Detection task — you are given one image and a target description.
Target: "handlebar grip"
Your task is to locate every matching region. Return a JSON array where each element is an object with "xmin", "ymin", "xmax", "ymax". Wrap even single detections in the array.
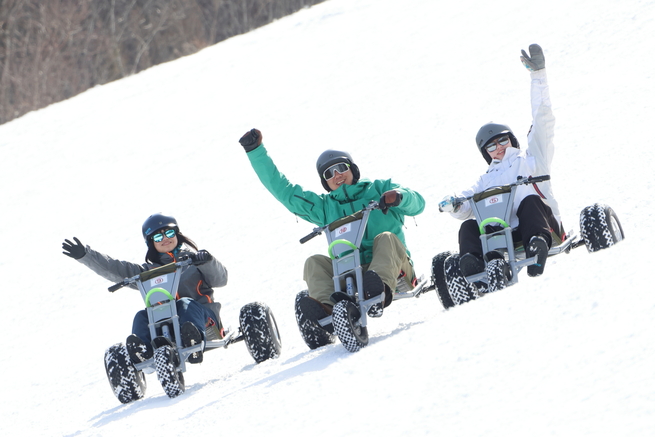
[
  {"xmin": 529, "ymin": 175, "xmax": 550, "ymax": 183},
  {"xmin": 300, "ymin": 232, "xmax": 318, "ymax": 244},
  {"xmin": 519, "ymin": 175, "xmax": 550, "ymax": 184},
  {"xmin": 108, "ymin": 282, "xmax": 126, "ymax": 293}
]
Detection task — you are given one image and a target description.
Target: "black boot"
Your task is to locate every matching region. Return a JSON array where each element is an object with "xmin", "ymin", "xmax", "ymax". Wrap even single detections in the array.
[
  {"xmin": 460, "ymin": 252, "xmax": 489, "ymax": 292},
  {"xmin": 364, "ymin": 270, "xmax": 388, "ymax": 318},
  {"xmin": 459, "ymin": 253, "xmax": 485, "ymax": 277},
  {"xmin": 126, "ymin": 334, "xmax": 153, "ymax": 364},
  {"xmin": 295, "ymin": 293, "xmax": 335, "ymax": 349},
  {"xmin": 181, "ymin": 322, "xmax": 204, "ymax": 364},
  {"xmin": 297, "ymin": 296, "xmax": 334, "ymax": 334},
  {"xmin": 527, "ymin": 235, "xmax": 549, "ymax": 277}
]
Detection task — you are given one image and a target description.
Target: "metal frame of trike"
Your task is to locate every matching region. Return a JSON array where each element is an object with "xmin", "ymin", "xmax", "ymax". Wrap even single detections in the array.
[
  {"xmin": 457, "ymin": 175, "xmax": 579, "ymax": 287},
  {"xmin": 109, "ymin": 259, "xmax": 241, "ymax": 375},
  {"xmin": 299, "ymin": 201, "xmax": 431, "ymax": 331}
]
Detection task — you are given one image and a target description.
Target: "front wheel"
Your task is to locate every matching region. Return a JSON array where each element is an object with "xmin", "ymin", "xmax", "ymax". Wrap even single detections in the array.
[
  {"xmin": 486, "ymin": 258, "xmax": 509, "ymax": 293},
  {"xmin": 444, "ymin": 253, "xmax": 479, "ymax": 306},
  {"xmin": 239, "ymin": 302, "xmax": 282, "ymax": 363},
  {"xmin": 104, "ymin": 343, "xmax": 146, "ymax": 404},
  {"xmin": 154, "ymin": 345, "xmax": 185, "ymax": 399},
  {"xmin": 580, "ymin": 204, "xmax": 625, "ymax": 252},
  {"xmin": 332, "ymin": 300, "xmax": 369, "ymax": 353}
]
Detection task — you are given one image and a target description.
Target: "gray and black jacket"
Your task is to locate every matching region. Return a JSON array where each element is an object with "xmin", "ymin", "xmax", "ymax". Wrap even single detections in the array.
[{"xmin": 77, "ymin": 244, "xmax": 228, "ymax": 305}]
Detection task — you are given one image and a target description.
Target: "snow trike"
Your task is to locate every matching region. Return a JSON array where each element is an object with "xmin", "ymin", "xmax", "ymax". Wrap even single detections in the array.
[
  {"xmin": 103, "ymin": 257, "xmax": 281, "ymax": 403},
  {"xmin": 295, "ymin": 201, "xmax": 433, "ymax": 353},
  {"xmin": 431, "ymin": 175, "xmax": 625, "ymax": 309}
]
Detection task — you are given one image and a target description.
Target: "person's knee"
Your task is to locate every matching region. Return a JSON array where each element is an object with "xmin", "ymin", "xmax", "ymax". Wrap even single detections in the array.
[
  {"xmin": 373, "ymin": 231, "xmax": 402, "ymax": 249},
  {"xmin": 459, "ymin": 219, "xmax": 479, "ymax": 238},
  {"xmin": 517, "ymin": 195, "xmax": 545, "ymax": 214},
  {"xmin": 374, "ymin": 231, "xmax": 394, "ymax": 241},
  {"xmin": 304, "ymin": 254, "xmax": 330, "ymax": 278},
  {"xmin": 304, "ymin": 254, "xmax": 327, "ymax": 268}
]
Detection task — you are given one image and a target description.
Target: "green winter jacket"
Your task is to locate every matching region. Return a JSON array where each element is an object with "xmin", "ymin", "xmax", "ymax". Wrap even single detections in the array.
[{"xmin": 247, "ymin": 145, "xmax": 425, "ymax": 264}]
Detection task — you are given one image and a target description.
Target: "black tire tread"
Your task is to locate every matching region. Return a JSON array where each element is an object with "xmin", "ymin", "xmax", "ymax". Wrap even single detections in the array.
[
  {"xmin": 432, "ymin": 251, "xmax": 454, "ymax": 309},
  {"xmin": 154, "ymin": 345, "xmax": 184, "ymax": 399},
  {"xmin": 444, "ymin": 253, "xmax": 479, "ymax": 305},
  {"xmin": 580, "ymin": 203, "xmax": 624, "ymax": 252},
  {"xmin": 104, "ymin": 343, "xmax": 146, "ymax": 404},
  {"xmin": 239, "ymin": 302, "xmax": 282, "ymax": 363}
]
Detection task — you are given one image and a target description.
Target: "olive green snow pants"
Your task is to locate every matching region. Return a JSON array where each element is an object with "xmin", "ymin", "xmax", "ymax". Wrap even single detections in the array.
[{"xmin": 302, "ymin": 232, "xmax": 414, "ymax": 307}]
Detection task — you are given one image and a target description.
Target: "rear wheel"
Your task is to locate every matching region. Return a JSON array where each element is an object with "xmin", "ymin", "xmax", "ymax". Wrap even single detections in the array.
[
  {"xmin": 444, "ymin": 253, "xmax": 479, "ymax": 305},
  {"xmin": 432, "ymin": 251, "xmax": 454, "ymax": 309},
  {"xmin": 332, "ymin": 300, "xmax": 369, "ymax": 353},
  {"xmin": 154, "ymin": 345, "xmax": 185, "ymax": 399},
  {"xmin": 580, "ymin": 204, "xmax": 625, "ymax": 252},
  {"xmin": 104, "ymin": 343, "xmax": 146, "ymax": 404},
  {"xmin": 239, "ymin": 302, "xmax": 282, "ymax": 363}
]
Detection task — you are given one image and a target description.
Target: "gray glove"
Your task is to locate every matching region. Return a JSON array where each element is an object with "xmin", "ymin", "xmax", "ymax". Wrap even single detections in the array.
[{"xmin": 520, "ymin": 44, "xmax": 545, "ymax": 71}]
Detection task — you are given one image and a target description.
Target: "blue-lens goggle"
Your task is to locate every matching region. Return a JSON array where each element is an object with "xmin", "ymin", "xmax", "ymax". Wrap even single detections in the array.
[{"xmin": 152, "ymin": 228, "xmax": 176, "ymax": 243}]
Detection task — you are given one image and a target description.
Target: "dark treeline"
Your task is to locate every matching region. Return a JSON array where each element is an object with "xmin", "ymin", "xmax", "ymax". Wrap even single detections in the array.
[{"xmin": 0, "ymin": 0, "xmax": 325, "ymax": 125}]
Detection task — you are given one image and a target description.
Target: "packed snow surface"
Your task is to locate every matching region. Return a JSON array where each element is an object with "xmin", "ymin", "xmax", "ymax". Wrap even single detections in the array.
[{"xmin": 1, "ymin": 0, "xmax": 653, "ymax": 435}]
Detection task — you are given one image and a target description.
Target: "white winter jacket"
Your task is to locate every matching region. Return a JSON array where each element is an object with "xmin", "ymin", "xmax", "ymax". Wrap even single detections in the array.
[{"xmin": 451, "ymin": 68, "xmax": 561, "ymax": 228}]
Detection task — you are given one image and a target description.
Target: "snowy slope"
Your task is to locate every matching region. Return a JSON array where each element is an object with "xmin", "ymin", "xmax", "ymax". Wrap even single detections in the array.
[{"xmin": 1, "ymin": 0, "xmax": 654, "ymax": 436}]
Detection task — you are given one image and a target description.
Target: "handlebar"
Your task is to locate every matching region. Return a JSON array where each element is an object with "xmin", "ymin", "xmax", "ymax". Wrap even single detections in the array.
[
  {"xmin": 107, "ymin": 258, "xmax": 193, "ymax": 292},
  {"xmin": 108, "ymin": 281, "xmax": 127, "ymax": 293},
  {"xmin": 299, "ymin": 201, "xmax": 380, "ymax": 244},
  {"xmin": 454, "ymin": 175, "xmax": 550, "ymax": 205},
  {"xmin": 300, "ymin": 229, "xmax": 323, "ymax": 244}
]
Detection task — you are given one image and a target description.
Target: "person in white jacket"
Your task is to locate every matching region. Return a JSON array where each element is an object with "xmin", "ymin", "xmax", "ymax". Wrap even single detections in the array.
[{"xmin": 439, "ymin": 44, "xmax": 563, "ymax": 279}]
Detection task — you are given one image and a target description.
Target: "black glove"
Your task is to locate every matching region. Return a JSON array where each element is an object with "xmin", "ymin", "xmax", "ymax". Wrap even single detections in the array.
[
  {"xmin": 239, "ymin": 128, "xmax": 262, "ymax": 152},
  {"xmin": 379, "ymin": 190, "xmax": 403, "ymax": 215},
  {"xmin": 520, "ymin": 44, "xmax": 545, "ymax": 71},
  {"xmin": 190, "ymin": 250, "xmax": 213, "ymax": 266},
  {"xmin": 62, "ymin": 237, "xmax": 86, "ymax": 259}
]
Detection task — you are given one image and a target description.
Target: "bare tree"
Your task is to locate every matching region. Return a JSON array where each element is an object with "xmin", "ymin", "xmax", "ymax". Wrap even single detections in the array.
[{"xmin": 0, "ymin": 0, "xmax": 327, "ymax": 125}]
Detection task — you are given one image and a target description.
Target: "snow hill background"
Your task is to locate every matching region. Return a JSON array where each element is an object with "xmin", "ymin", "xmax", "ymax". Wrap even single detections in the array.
[{"xmin": 1, "ymin": 0, "xmax": 654, "ymax": 435}]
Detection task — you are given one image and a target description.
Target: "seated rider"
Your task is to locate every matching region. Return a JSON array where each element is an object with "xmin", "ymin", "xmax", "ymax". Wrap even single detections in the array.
[
  {"xmin": 62, "ymin": 213, "xmax": 228, "ymax": 364},
  {"xmin": 237, "ymin": 128, "xmax": 425, "ymax": 344},
  {"xmin": 439, "ymin": 44, "xmax": 563, "ymax": 281}
]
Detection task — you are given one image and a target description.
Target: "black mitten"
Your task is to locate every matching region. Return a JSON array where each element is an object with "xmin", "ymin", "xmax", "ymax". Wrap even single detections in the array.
[
  {"xmin": 239, "ymin": 128, "xmax": 263, "ymax": 152},
  {"xmin": 190, "ymin": 250, "xmax": 213, "ymax": 265}
]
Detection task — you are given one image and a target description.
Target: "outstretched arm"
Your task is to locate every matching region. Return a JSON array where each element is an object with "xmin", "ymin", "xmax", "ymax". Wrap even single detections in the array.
[
  {"xmin": 238, "ymin": 129, "xmax": 327, "ymax": 225},
  {"xmin": 62, "ymin": 237, "xmax": 145, "ymax": 285},
  {"xmin": 521, "ymin": 44, "xmax": 556, "ymax": 174}
]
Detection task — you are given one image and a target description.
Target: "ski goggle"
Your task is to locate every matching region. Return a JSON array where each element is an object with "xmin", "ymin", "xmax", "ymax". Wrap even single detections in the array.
[
  {"xmin": 151, "ymin": 228, "xmax": 176, "ymax": 243},
  {"xmin": 323, "ymin": 162, "xmax": 350, "ymax": 180},
  {"xmin": 485, "ymin": 135, "xmax": 510, "ymax": 152}
]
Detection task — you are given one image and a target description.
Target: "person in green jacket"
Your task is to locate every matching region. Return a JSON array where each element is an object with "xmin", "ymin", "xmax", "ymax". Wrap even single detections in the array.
[{"xmin": 238, "ymin": 128, "xmax": 425, "ymax": 348}]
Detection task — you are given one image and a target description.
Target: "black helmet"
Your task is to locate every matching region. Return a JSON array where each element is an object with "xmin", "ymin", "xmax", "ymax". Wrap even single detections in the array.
[
  {"xmin": 142, "ymin": 213, "xmax": 178, "ymax": 242},
  {"xmin": 316, "ymin": 149, "xmax": 360, "ymax": 192},
  {"xmin": 475, "ymin": 122, "xmax": 520, "ymax": 164}
]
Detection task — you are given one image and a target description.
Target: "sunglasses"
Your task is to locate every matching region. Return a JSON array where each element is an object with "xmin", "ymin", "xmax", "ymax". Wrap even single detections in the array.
[
  {"xmin": 485, "ymin": 135, "xmax": 510, "ymax": 152},
  {"xmin": 323, "ymin": 162, "xmax": 350, "ymax": 180},
  {"xmin": 152, "ymin": 228, "xmax": 176, "ymax": 243}
]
